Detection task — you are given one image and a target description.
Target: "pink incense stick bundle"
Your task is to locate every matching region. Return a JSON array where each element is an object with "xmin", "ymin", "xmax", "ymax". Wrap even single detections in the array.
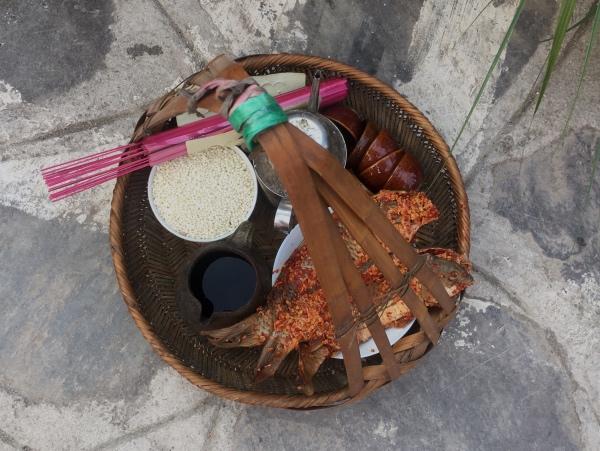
[{"xmin": 42, "ymin": 78, "xmax": 348, "ymax": 201}]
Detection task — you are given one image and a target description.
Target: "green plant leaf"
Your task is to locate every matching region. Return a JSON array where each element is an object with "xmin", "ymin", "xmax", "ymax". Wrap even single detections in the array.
[
  {"xmin": 586, "ymin": 140, "xmax": 600, "ymax": 205},
  {"xmin": 451, "ymin": 0, "xmax": 527, "ymax": 152},
  {"xmin": 460, "ymin": 0, "xmax": 495, "ymax": 37},
  {"xmin": 533, "ymin": 0, "xmax": 578, "ymax": 115},
  {"xmin": 539, "ymin": 1, "xmax": 598, "ymax": 43},
  {"xmin": 533, "ymin": 54, "xmax": 548, "ymax": 97},
  {"xmin": 561, "ymin": 1, "xmax": 600, "ymax": 138}
]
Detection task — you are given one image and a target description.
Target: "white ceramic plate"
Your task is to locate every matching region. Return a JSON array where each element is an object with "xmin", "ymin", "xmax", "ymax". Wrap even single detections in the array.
[
  {"xmin": 148, "ymin": 145, "xmax": 258, "ymax": 243},
  {"xmin": 272, "ymin": 225, "xmax": 415, "ymax": 359}
]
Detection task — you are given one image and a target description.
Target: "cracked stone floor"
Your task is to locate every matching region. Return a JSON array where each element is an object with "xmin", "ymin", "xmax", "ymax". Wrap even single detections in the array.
[{"xmin": 1, "ymin": 1, "xmax": 599, "ymax": 450}]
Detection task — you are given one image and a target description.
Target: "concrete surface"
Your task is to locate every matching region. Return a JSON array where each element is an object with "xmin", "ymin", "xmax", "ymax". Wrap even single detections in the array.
[{"xmin": 1, "ymin": 0, "xmax": 599, "ymax": 449}]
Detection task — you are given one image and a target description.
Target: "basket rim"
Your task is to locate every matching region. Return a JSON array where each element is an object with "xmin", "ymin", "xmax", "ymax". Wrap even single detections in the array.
[{"xmin": 109, "ymin": 53, "xmax": 470, "ymax": 409}]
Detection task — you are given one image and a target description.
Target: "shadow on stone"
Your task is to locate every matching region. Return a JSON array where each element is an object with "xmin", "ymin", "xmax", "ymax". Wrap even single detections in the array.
[
  {"xmin": 232, "ymin": 302, "xmax": 580, "ymax": 450},
  {"xmin": 0, "ymin": 0, "xmax": 114, "ymax": 101},
  {"xmin": 490, "ymin": 126, "xmax": 600, "ymax": 281},
  {"xmin": 0, "ymin": 206, "xmax": 161, "ymax": 405},
  {"xmin": 283, "ymin": 0, "xmax": 424, "ymax": 82}
]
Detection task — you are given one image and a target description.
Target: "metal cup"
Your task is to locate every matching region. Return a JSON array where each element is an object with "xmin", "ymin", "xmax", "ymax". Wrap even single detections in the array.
[
  {"xmin": 252, "ymin": 72, "xmax": 347, "ymax": 233},
  {"xmin": 252, "ymin": 110, "xmax": 347, "ymax": 234},
  {"xmin": 274, "ymin": 198, "xmax": 296, "ymax": 234}
]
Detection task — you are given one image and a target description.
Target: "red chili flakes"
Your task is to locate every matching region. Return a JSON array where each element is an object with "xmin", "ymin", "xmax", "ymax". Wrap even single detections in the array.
[{"xmin": 261, "ymin": 191, "xmax": 470, "ymax": 352}]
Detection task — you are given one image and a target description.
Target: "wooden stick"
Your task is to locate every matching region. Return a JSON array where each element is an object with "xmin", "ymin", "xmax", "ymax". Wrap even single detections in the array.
[
  {"xmin": 286, "ymin": 125, "xmax": 455, "ymax": 314},
  {"xmin": 310, "ymin": 174, "xmax": 403, "ymax": 379},
  {"xmin": 257, "ymin": 126, "xmax": 365, "ymax": 395},
  {"xmin": 315, "ymin": 177, "xmax": 442, "ymax": 344},
  {"xmin": 191, "ymin": 60, "xmax": 369, "ymax": 394}
]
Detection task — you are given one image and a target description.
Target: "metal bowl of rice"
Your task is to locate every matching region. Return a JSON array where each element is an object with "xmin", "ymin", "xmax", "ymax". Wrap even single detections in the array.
[{"xmin": 148, "ymin": 145, "xmax": 258, "ymax": 242}]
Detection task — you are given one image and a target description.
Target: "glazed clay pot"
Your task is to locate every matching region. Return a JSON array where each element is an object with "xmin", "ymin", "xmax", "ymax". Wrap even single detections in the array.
[
  {"xmin": 175, "ymin": 223, "xmax": 270, "ymax": 331},
  {"xmin": 323, "ymin": 105, "xmax": 365, "ymax": 148},
  {"xmin": 348, "ymin": 122, "xmax": 423, "ymax": 192}
]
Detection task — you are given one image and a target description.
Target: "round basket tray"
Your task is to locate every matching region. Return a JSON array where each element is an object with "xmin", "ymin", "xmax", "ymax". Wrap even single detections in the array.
[{"xmin": 109, "ymin": 53, "xmax": 470, "ymax": 409}]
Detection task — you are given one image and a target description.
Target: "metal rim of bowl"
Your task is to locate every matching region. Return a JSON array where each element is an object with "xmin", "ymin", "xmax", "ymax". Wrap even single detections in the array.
[{"xmin": 254, "ymin": 110, "xmax": 348, "ymax": 202}]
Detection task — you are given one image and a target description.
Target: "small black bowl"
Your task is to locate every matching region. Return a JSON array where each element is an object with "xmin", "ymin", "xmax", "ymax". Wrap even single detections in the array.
[{"xmin": 175, "ymin": 238, "xmax": 270, "ymax": 332}]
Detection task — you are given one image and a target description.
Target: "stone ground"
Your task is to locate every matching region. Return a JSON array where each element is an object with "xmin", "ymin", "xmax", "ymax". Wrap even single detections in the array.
[{"xmin": 1, "ymin": 0, "xmax": 599, "ymax": 449}]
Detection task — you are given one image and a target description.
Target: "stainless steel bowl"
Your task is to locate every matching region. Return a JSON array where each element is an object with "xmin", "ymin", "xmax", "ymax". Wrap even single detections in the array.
[
  {"xmin": 252, "ymin": 110, "xmax": 347, "ymax": 204},
  {"xmin": 251, "ymin": 109, "xmax": 347, "ymax": 233}
]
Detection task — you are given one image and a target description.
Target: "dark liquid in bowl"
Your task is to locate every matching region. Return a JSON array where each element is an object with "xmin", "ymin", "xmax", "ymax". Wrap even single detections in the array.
[{"xmin": 189, "ymin": 252, "xmax": 257, "ymax": 318}]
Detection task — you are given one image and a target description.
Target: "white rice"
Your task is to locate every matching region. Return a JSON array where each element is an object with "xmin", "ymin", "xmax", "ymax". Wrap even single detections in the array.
[{"xmin": 151, "ymin": 145, "xmax": 256, "ymax": 241}]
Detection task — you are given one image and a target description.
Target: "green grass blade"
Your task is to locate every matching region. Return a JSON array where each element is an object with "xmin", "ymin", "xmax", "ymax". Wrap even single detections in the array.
[
  {"xmin": 561, "ymin": 1, "xmax": 600, "ymax": 138},
  {"xmin": 461, "ymin": 0, "xmax": 495, "ymax": 37},
  {"xmin": 586, "ymin": 140, "xmax": 600, "ymax": 205},
  {"xmin": 532, "ymin": 52, "xmax": 550, "ymax": 100},
  {"xmin": 539, "ymin": 1, "xmax": 598, "ymax": 43},
  {"xmin": 451, "ymin": 0, "xmax": 526, "ymax": 152},
  {"xmin": 533, "ymin": 0, "xmax": 578, "ymax": 115}
]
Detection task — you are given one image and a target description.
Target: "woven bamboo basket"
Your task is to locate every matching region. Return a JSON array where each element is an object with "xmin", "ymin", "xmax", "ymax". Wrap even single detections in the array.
[{"xmin": 109, "ymin": 53, "xmax": 470, "ymax": 409}]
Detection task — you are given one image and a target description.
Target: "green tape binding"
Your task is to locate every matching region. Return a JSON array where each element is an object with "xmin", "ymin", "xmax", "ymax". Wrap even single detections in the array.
[{"xmin": 228, "ymin": 93, "xmax": 288, "ymax": 150}]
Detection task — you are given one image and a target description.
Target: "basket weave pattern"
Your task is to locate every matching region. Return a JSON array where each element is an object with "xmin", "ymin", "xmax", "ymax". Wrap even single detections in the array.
[{"xmin": 109, "ymin": 54, "xmax": 470, "ymax": 408}]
